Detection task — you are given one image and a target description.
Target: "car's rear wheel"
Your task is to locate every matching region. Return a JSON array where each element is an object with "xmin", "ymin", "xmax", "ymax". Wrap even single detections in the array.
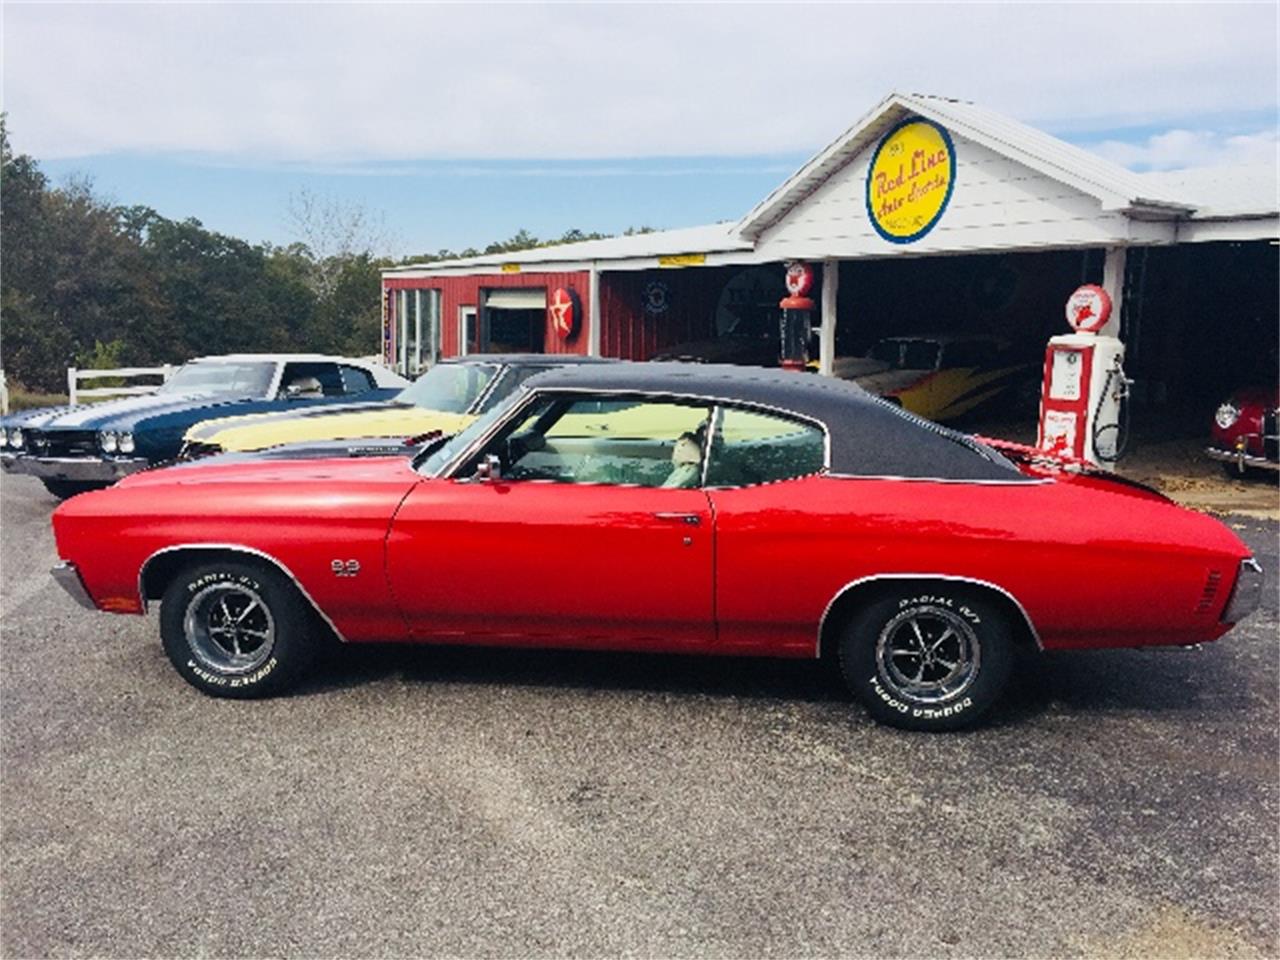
[
  {"xmin": 160, "ymin": 560, "xmax": 316, "ymax": 698},
  {"xmin": 41, "ymin": 479, "xmax": 105, "ymax": 499},
  {"xmin": 838, "ymin": 585, "xmax": 1014, "ymax": 731}
]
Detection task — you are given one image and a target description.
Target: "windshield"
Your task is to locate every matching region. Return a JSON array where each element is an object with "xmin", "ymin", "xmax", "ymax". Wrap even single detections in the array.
[
  {"xmin": 397, "ymin": 362, "xmax": 499, "ymax": 414},
  {"xmin": 159, "ymin": 361, "xmax": 276, "ymax": 397},
  {"xmin": 417, "ymin": 387, "xmax": 525, "ymax": 476}
]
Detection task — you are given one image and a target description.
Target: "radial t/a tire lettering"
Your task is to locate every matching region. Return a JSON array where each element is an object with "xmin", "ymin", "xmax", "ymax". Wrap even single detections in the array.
[
  {"xmin": 159, "ymin": 560, "xmax": 316, "ymax": 698},
  {"xmin": 837, "ymin": 585, "xmax": 1014, "ymax": 731}
]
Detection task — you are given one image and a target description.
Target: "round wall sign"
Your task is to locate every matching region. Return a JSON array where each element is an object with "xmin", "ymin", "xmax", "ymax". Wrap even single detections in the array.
[
  {"xmin": 643, "ymin": 280, "xmax": 671, "ymax": 316},
  {"xmin": 866, "ymin": 117, "xmax": 956, "ymax": 244},
  {"xmin": 548, "ymin": 287, "xmax": 581, "ymax": 340},
  {"xmin": 1065, "ymin": 284, "xmax": 1112, "ymax": 333}
]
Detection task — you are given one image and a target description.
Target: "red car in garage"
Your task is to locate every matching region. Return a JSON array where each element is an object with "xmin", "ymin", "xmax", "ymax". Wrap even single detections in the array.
[
  {"xmin": 50, "ymin": 364, "xmax": 1262, "ymax": 731},
  {"xmin": 1207, "ymin": 384, "xmax": 1279, "ymax": 476}
]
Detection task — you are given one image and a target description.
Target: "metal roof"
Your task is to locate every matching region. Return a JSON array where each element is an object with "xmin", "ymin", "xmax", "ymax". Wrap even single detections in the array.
[
  {"xmin": 521, "ymin": 361, "xmax": 1028, "ymax": 481},
  {"xmin": 735, "ymin": 92, "xmax": 1197, "ymax": 240},
  {"xmin": 1140, "ymin": 163, "xmax": 1279, "ymax": 219},
  {"xmin": 384, "ymin": 92, "xmax": 1275, "ymax": 277},
  {"xmin": 386, "ymin": 222, "xmax": 750, "ymax": 274}
]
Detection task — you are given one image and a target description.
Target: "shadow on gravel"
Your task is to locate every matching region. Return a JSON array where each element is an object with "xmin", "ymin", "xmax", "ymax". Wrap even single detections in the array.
[
  {"xmin": 293, "ymin": 636, "xmax": 1250, "ymax": 727},
  {"xmin": 301, "ymin": 642, "xmax": 848, "ymax": 704}
]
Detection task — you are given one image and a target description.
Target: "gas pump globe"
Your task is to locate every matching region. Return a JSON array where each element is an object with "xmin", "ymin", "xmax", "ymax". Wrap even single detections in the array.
[
  {"xmin": 778, "ymin": 261, "xmax": 815, "ymax": 371},
  {"xmin": 1037, "ymin": 284, "xmax": 1130, "ymax": 469}
]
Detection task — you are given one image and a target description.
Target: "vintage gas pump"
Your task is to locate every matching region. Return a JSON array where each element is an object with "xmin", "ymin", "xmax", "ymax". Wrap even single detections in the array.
[
  {"xmin": 778, "ymin": 261, "xmax": 815, "ymax": 371},
  {"xmin": 1037, "ymin": 284, "xmax": 1130, "ymax": 468}
]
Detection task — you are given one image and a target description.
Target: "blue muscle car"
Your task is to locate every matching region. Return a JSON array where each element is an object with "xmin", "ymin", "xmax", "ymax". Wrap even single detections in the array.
[{"xmin": 0, "ymin": 354, "xmax": 408, "ymax": 498}]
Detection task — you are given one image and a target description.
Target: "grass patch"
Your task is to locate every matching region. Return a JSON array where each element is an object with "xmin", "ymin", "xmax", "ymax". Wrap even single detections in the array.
[{"xmin": 6, "ymin": 385, "xmax": 70, "ymax": 412}]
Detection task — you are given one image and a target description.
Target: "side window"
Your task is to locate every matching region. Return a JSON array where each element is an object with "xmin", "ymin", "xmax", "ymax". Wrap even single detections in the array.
[
  {"xmin": 339, "ymin": 365, "xmax": 377, "ymax": 394},
  {"xmin": 705, "ymin": 407, "xmax": 826, "ymax": 487},
  {"xmin": 280, "ymin": 362, "xmax": 344, "ymax": 398},
  {"xmin": 468, "ymin": 395, "xmax": 714, "ymax": 488}
]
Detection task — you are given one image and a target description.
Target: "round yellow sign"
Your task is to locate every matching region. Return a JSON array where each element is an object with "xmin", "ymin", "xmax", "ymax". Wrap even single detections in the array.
[{"xmin": 866, "ymin": 118, "xmax": 956, "ymax": 244}]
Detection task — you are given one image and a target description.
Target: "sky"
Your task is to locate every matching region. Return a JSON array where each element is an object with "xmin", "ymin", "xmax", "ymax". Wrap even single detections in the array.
[{"xmin": 4, "ymin": 2, "xmax": 1277, "ymax": 258}]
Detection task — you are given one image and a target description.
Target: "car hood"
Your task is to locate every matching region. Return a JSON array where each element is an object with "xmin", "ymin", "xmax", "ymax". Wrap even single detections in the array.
[
  {"xmin": 653, "ymin": 337, "xmax": 778, "ymax": 366},
  {"xmin": 116, "ymin": 448, "xmax": 425, "ymax": 490},
  {"xmin": 850, "ymin": 368, "xmax": 930, "ymax": 396},
  {"xmin": 11, "ymin": 391, "xmax": 257, "ymax": 432},
  {"xmin": 178, "ymin": 436, "xmax": 418, "ymax": 466},
  {"xmin": 199, "ymin": 406, "xmax": 474, "ymax": 452},
  {"xmin": 1227, "ymin": 385, "xmax": 1280, "ymax": 409},
  {"xmin": 830, "ymin": 357, "xmax": 891, "ymax": 379},
  {"xmin": 184, "ymin": 397, "xmax": 397, "ymax": 442}
]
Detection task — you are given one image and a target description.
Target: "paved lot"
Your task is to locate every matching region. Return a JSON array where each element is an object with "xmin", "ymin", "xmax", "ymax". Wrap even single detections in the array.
[{"xmin": 2, "ymin": 471, "xmax": 1276, "ymax": 958}]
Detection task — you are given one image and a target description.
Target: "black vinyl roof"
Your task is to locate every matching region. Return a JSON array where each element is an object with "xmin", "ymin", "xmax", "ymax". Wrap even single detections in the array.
[{"xmin": 523, "ymin": 362, "xmax": 1028, "ymax": 481}]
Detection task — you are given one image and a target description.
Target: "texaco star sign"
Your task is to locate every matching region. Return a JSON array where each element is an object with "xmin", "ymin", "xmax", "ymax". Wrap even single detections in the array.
[{"xmin": 549, "ymin": 287, "xmax": 578, "ymax": 339}]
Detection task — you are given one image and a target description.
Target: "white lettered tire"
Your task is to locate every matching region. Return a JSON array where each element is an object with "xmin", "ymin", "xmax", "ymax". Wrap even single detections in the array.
[
  {"xmin": 160, "ymin": 560, "xmax": 316, "ymax": 698},
  {"xmin": 838, "ymin": 585, "xmax": 1014, "ymax": 731}
]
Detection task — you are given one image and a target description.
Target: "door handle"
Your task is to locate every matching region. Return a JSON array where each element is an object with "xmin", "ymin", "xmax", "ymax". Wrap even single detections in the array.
[{"xmin": 652, "ymin": 512, "xmax": 701, "ymax": 526}]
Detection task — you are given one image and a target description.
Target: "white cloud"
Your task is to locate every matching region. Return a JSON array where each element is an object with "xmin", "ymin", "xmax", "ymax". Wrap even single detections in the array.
[
  {"xmin": 1091, "ymin": 128, "xmax": 1279, "ymax": 171},
  {"xmin": 4, "ymin": 2, "xmax": 1277, "ymax": 162}
]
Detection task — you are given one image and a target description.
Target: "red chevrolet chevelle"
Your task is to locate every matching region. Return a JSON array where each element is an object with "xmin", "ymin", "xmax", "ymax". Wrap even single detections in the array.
[{"xmin": 51, "ymin": 363, "xmax": 1262, "ymax": 731}]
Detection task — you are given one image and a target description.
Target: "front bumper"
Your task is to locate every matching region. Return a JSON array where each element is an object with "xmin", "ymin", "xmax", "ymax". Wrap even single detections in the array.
[
  {"xmin": 1223, "ymin": 558, "xmax": 1264, "ymax": 624},
  {"xmin": 51, "ymin": 561, "xmax": 98, "ymax": 610},
  {"xmin": 1207, "ymin": 427, "xmax": 1279, "ymax": 472},
  {"xmin": 1, "ymin": 453, "xmax": 149, "ymax": 482}
]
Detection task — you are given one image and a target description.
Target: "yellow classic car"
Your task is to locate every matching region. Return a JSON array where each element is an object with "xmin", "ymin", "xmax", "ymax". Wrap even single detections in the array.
[
  {"xmin": 833, "ymin": 334, "xmax": 1035, "ymax": 423},
  {"xmin": 181, "ymin": 355, "xmax": 609, "ymax": 457}
]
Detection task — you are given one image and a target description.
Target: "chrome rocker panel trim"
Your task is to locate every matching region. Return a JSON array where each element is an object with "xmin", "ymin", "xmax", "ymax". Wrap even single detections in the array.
[
  {"xmin": 51, "ymin": 561, "xmax": 98, "ymax": 610},
  {"xmin": 816, "ymin": 572, "xmax": 1044, "ymax": 657},
  {"xmin": 137, "ymin": 543, "xmax": 349, "ymax": 643},
  {"xmin": 2, "ymin": 454, "xmax": 149, "ymax": 482}
]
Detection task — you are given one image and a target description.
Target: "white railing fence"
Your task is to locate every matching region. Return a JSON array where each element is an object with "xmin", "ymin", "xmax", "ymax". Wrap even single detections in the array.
[{"xmin": 68, "ymin": 365, "xmax": 175, "ymax": 405}]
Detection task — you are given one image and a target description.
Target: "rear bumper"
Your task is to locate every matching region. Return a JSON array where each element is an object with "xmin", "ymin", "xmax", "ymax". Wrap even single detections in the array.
[
  {"xmin": 51, "ymin": 561, "xmax": 98, "ymax": 610},
  {"xmin": 1, "ymin": 453, "xmax": 149, "ymax": 482}
]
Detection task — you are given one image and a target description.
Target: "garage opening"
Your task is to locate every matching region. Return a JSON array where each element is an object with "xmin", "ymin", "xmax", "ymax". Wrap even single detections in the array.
[{"xmin": 482, "ymin": 288, "xmax": 547, "ymax": 353}]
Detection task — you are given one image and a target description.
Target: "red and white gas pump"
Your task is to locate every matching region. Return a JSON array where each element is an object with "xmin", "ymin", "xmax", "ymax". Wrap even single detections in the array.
[{"xmin": 1037, "ymin": 284, "xmax": 1130, "ymax": 469}]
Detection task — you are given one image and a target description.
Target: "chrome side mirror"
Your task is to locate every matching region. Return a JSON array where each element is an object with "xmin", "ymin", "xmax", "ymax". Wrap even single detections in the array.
[{"xmin": 474, "ymin": 453, "xmax": 502, "ymax": 482}]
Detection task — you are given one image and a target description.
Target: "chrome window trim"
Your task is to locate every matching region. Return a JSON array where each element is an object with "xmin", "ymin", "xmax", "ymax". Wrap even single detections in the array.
[
  {"xmin": 463, "ymin": 361, "xmax": 509, "ymax": 415},
  {"xmin": 816, "ymin": 573, "xmax": 1044, "ymax": 657},
  {"xmin": 433, "ymin": 385, "xmax": 834, "ymax": 483},
  {"xmin": 137, "ymin": 543, "xmax": 349, "ymax": 643},
  {"xmin": 824, "ymin": 471, "xmax": 1052, "ymax": 486}
]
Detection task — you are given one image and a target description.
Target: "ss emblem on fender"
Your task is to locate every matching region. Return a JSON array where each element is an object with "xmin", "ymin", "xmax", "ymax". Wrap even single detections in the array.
[{"xmin": 331, "ymin": 559, "xmax": 360, "ymax": 578}]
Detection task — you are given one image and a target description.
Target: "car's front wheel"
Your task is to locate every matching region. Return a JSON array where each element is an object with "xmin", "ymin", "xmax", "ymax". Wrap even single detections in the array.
[
  {"xmin": 838, "ymin": 585, "xmax": 1014, "ymax": 731},
  {"xmin": 160, "ymin": 560, "xmax": 317, "ymax": 698}
]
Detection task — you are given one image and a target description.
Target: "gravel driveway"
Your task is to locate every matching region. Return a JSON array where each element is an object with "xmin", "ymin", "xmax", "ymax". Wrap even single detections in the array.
[{"xmin": 2, "ymin": 473, "xmax": 1276, "ymax": 958}]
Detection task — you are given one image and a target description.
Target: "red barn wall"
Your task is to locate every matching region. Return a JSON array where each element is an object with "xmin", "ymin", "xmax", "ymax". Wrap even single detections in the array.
[
  {"xmin": 597, "ymin": 268, "xmax": 730, "ymax": 360},
  {"xmin": 385, "ymin": 271, "xmax": 591, "ymax": 357}
]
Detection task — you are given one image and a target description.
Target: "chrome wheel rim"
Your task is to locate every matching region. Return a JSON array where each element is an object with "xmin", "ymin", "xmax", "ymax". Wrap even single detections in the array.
[
  {"xmin": 183, "ymin": 583, "xmax": 275, "ymax": 675},
  {"xmin": 875, "ymin": 605, "xmax": 980, "ymax": 705}
]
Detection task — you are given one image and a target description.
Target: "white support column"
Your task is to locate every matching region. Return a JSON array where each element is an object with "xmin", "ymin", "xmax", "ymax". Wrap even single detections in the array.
[
  {"xmin": 818, "ymin": 258, "xmax": 839, "ymax": 376},
  {"xmin": 1101, "ymin": 246, "xmax": 1126, "ymax": 339},
  {"xmin": 587, "ymin": 265, "xmax": 602, "ymax": 357}
]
